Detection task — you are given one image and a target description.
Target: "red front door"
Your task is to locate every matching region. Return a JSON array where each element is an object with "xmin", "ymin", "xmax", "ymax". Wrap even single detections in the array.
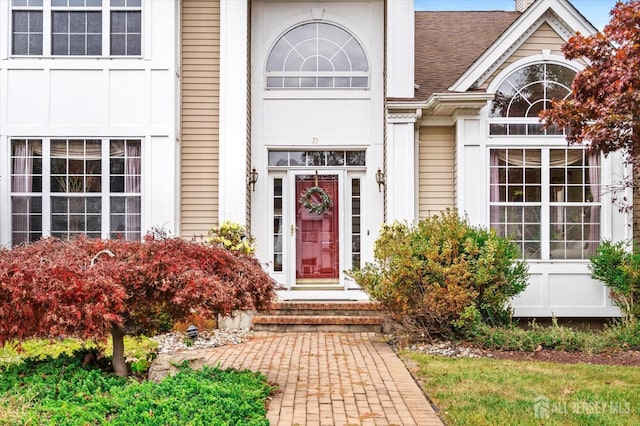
[{"xmin": 295, "ymin": 175, "xmax": 339, "ymax": 283}]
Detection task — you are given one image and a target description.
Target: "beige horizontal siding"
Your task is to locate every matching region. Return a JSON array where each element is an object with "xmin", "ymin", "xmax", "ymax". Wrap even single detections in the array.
[
  {"xmin": 181, "ymin": 0, "xmax": 220, "ymax": 238},
  {"xmin": 418, "ymin": 126, "xmax": 455, "ymax": 218},
  {"xmin": 481, "ymin": 23, "xmax": 566, "ymax": 90}
]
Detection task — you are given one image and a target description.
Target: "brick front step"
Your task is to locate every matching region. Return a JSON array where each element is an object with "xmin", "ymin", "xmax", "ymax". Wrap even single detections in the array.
[
  {"xmin": 252, "ymin": 301, "xmax": 384, "ymax": 332},
  {"xmin": 266, "ymin": 301, "xmax": 382, "ymax": 316},
  {"xmin": 252, "ymin": 315, "xmax": 382, "ymax": 333},
  {"xmin": 253, "ymin": 315, "xmax": 381, "ymax": 325}
]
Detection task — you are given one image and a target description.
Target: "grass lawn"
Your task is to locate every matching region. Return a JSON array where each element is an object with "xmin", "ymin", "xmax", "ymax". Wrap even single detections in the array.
[{"xmin": 406, "ymin": 353, "xmax": 640, "ymax": 426}]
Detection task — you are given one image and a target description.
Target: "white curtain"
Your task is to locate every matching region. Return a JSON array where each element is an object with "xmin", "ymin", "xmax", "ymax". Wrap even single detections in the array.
[
  {"xmin": 489, "ymin": 151, "xmax": 502, "ymax": 225},
  {"xmin": 125, "ymin": 142, "xmax": 141, "ymax": 240},
  {"xmin": 587, "ymin": 151, "xmax": 601, "ymax": 256},
  {"xmin": 11, "ymin": 142, "xmax": 33, "ymax": 244},
  {"xmin": 492, "ymin": 149, "xmax": 583, "ymax": 167}
]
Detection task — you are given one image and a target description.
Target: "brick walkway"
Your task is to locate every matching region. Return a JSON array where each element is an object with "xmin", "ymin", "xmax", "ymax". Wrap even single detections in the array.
[{"xmin": 150, "ymin": 332, "xmax": 443, "ymax": 426}]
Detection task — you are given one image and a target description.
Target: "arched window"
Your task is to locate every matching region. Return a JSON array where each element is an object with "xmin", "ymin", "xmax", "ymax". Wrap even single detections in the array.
[
  {"xmin": 486, "ymin": 62, "xmax": 600, "ymax": 260},
  {"xmin": 266, "ymin": 22, "xmax": 369, "ymax": 89},
  {"xmin": 490, "ymin": 63, "xmax": 576, "ymax": 135}
]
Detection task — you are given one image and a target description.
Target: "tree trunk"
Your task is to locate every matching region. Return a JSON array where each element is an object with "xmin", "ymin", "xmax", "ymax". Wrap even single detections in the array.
[{"xmin": 111, "ymin": 325, "xmax": 128, "ymax": 377}]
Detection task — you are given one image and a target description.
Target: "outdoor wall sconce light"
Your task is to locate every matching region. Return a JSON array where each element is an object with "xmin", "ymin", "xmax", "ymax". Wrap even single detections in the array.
[
  {"xmin": 248, "ymin": 167, "xmax": 258, "ymax": 191},
  {"xmin": 375, "ymin": 168, "xmax": 386, "ymax": 192}
]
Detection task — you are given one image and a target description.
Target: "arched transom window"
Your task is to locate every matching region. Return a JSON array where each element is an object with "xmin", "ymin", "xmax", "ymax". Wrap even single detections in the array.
[
  {"xmin": 266, "ymin": 22, "xmax": 369, "ymax": 89},
  {"xmin": 490, "ymin": 63, "xmax": 576, "ymax": 135}
]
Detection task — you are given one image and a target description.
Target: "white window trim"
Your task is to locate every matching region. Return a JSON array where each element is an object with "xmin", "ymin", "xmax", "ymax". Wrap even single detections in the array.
[
  {"xmin": 265, "ymin": 21, "xmax": 371, "ymax": 90},
  {"xmin": 8, "ymin": 0, "xmax": 143, "ymax": 58},
  {"xmin": 8, "ymin": 137, "xmax": 143, "ymax": 244},
  {"xmin": 487, "ymin": 145, "xmax": 604, "ymax": 262}
]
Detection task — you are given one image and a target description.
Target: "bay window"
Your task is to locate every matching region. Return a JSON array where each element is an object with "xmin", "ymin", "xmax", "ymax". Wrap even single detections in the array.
[{"xmin": 10, "ymin": 138, "xmax": 141, "ymax": 245}]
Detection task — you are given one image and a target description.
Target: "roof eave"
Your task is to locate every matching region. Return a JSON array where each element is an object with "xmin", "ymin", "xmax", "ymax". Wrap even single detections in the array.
[{"xmin": 423, "ymin": 92, "xmax": 494, "ymax": 116}]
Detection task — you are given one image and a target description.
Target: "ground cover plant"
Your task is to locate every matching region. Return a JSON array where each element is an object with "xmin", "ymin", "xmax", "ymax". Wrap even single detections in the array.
[
  {"xmin": 466, "ymin": 319, "xmax": 640, "ymax": 354},
  {"xmin": 0, "ymin": 353, "xmax": 273, "ymax": 425},
  {"xmin": 348, "ymin": 210, "xmax": 529, "ymax": 334},
  {"xmin": 0, "ymin": 235, "xmax": 275, "ymax": 376},
  {"xmin": 406, "ymin": 353, "xmax": 639, "ymax": 426}
]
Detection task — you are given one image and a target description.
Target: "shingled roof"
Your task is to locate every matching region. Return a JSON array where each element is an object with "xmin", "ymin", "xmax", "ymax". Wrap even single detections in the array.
[{"xmin": 414, "ymin": 11, "xmax": 520, "ymax": 100}]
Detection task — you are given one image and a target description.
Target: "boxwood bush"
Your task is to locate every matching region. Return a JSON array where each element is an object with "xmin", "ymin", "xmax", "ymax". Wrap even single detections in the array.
[{"xmin": 348, "ymin": 210, "xmax": 529, "ymax": 335}]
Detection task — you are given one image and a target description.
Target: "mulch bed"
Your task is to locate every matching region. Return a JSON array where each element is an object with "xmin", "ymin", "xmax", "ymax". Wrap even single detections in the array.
[{"xmin": 476, "ymin": 347, "xmax": 640, "ymax": 367}]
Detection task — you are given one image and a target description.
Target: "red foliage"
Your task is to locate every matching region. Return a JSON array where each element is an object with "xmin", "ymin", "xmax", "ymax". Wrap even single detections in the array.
[
  {"xmin": 0, "ymin": 236, "xmax": 276, "ymax": 346},
  {"xmin": 540, "ymin": 1, "xmax": 640, "ymax": 159}
]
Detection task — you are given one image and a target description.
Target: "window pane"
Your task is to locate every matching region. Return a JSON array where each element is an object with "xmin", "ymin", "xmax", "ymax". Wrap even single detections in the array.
[
  {"xmin": 12, "ymin": 196, "xmax": 43, "ymax": 245},
  {"xmin": 87, "ymin": 34, "xmax": 102, "ymax": 54},
  {"xmin": 69, "ymin": 34, "xmax": 85, "ymax": 54},
  {"xmin": 13, "ymin": 11, "xmax": 29, "ymax": 32},
  {"xmin": 126, "ymin": 34, "xmax": 140, "ymax": 55},
  {"xmin": 69, "ymin": 12, "xmax": 85, "ymax": 33},
  {"xmin": 110, "ymin": 158, "xmax": 125, "ymax": 174},
  {"xmin": 52, "ymin": 12, "xmax": 69, "ymax": 33},
  {"xmin": 346, "ymin": 151, "xmax": 366, "ymax": 166},
  {"xmin": 110, "ymin": 176, "xmax": 124, "ymax": 192},
  {"xmin": 127, "ymin": 11, "xmax": 140, "ymax": 32},
  {"xmin": 87, "ymin": 12, "xmax": 102, "ymax": 32},
  {"xmin": 52, "ymin": 34, "xmax": 69, "ymax": 54},
  {"xmin": 110, "ymin": 34, "xmax": 125, "ymax": 55},
  {"xmin": 29, "ymin": 34, "xmax": 43, "ymax": 54},
  {"xmin": 12, "ymin": 34, "xmax": 28, "ymax": 55},
  {"xmin": 111, "ymin": 11, "xmax": 125, "ymax": 32},
  {"xmin": 268, "ymin": 151, "xmax": 288, "ymax": 166}
]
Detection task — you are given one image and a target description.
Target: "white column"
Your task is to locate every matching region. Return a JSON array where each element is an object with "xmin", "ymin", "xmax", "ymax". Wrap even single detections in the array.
[
  {"xmin": 386, "ymin": 0, "xmax": 414, "ymax": 98},
  {"xmin": 386, "ymin": 114, "xmax": 418, "ymax": 222},
  {"xmin": 219, "ymin": 0, "xmax": 248, "ymax": 223}
]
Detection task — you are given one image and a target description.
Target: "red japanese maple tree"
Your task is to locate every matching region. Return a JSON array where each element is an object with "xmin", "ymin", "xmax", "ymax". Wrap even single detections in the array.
[
  {"xmin": 541, "ymin": 0, "xmax": 640, "ymax": 205},
  {"xmin": 0, "ymin": 236, "xmax": 275, "ymax": 376}
]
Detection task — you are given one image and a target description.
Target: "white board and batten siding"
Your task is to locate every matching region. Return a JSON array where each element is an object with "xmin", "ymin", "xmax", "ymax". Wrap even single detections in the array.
[{"xmin": 0, "ymin": 0, "xmax": 179, "ymax": 244}]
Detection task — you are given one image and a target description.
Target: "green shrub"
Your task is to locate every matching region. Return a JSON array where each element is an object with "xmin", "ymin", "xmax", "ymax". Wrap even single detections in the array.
[
  {"xmin": 348, "ymin": 210, "xmax": 529, "ymax": 335},
  {"xmin": 208, "ymin": 221, "xmax": 256, "ymax": 255},
  {"xmin": 0, "ymin": 355, "xmax": 273, "ymax": 425},
  {"xmin": 470, "ymin": 320, "xmax": 640, "ymax": 353},
  {"xmin": 589, "ymin": 240, "xmax": 640, "ymax": 322}
]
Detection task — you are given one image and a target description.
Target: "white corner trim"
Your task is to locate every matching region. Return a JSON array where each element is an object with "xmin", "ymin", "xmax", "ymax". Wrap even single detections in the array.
[{"xmin": 219, "ymin": 0, "xmax": 249, "ymax": 223}]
